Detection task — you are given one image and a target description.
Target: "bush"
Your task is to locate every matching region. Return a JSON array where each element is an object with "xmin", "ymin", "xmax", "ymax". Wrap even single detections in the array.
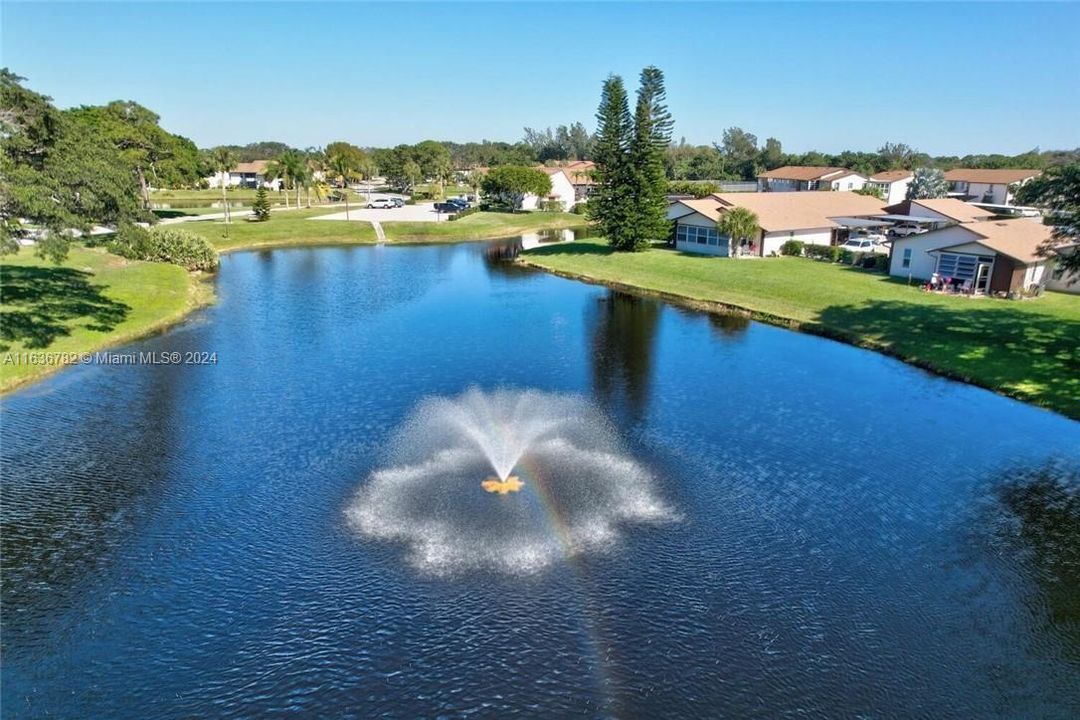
[
  {"xmin": 873, "ymin": 254, "xmax": 889, "ymax": 272},
  {"xmin": 780, "ymin": 239, "xmax": 804, "ymax": 256},
  {"xmin": 448, "ymin": 206, "xmax": 482, "ymax": 222},
  {"xmin": 110, "ymin": 225, "xmax": 218, "ymax": 271},
  {"xmin": 571, "ymin": 201, "xmax": 588, "ymax": 215},
  {"xmin": 538, "ymin": 199, "xmax": 565, "ymax": 212},
  {"xmin": 251, "ymin": 186, "xmax": 272, "ymax": 221},
  {"xmin": 839, "ymin": 248, "xmax": 855, "ymax": 265},
  {"xmin": 668, "ymin": 180, "xmax": 720, "ymax": 198}
]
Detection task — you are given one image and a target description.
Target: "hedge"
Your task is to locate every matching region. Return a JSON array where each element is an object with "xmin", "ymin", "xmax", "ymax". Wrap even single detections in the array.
[{"xmin": 109, "ymin": 224, "xmax": 219, "ymax": 271}]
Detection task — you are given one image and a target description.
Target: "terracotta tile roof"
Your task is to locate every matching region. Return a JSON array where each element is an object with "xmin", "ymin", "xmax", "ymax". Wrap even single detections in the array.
[
  {"xmin": 757, "ymin": 166, "xmax": 852, "ymax": 181},
  {"xmin": 709, "ymin": 192, "xmax": 887, "ymax": 233},
  {"xmin": 560, "ymin": 160, "xmax": 596, "ymax": 185},
  {"xmin": 910, "ymin": 198, "xmax": 995, "ymax": 223},
  {"xmin": 943, "ymin": 168, "xmax": 1042, "ymax": 184},
  {"xmin": 232, "ymin": 160, "xmax": 270, "ymax": 174},
  {"xmin": 869, "ymin": 170, "xmax": 913, "ymax": 182}
]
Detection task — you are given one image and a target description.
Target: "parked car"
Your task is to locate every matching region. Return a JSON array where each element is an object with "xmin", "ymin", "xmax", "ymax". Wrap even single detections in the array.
[
  {"xmin": 447, "ymin": 197, "xmax": 470, "ymax": 209},
  {"xmin": 434, "ymin": 202, "xmax": 461, "ymax": 214},
  {"xmin": 367, "ymin": 198, "xmax": 394, "ymax": 209},
  {"xmin": 890, "ymin": 223, "xmax": 928, "ymax": 238},
  {"xmin": 839, "ymin": 237, "xmax": 887, "ymax": 254},
  {"xmin": 390, "ymin": 197, "xmax": 405, "ymax": 208}
]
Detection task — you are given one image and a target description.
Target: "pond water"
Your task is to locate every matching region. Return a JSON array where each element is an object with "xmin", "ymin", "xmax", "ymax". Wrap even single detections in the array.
[{"xmin": 2, "ymin": 241, "xmax": 1078, "ymax": 718}]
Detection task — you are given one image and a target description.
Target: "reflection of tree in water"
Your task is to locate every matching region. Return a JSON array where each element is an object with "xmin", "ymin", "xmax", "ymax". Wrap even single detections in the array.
[
  {"xmin": 993, "ymin": 464, "xmax": 1080, "ymax": 658},
  {"xmin": 590, "ymin": 291, "xmax": 660, "ymax": 424},
  {"xmin": 708, "ymin": 312, "xmax": 750, "ymax": 338}
]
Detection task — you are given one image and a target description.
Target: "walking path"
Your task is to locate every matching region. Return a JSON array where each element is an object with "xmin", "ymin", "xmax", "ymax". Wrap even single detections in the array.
[{"xmin": 371, "ymin": 220, "xmax": 386, "ymax": 243}]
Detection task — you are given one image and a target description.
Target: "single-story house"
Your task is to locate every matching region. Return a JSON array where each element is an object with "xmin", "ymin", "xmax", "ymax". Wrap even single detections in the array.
[
  {"xmin": 520, "ymin": 167, "xmax": 577, "ymax": 211},
  {"xmin": 207, "ymin": 160, "xmax": 282, "ymax": 190},
  {"xmin": 667, "ymin": 191, "xmax": 887, "ymax": 257},
  {"xmin": 943, "ymin": 168, "xmax": 1042, "ymax": 206},
  {"xmin": 1045, "ymin": 245, "xmax": 1079, "ymax": 294},
  {"xmin": 559, "ymin": 160, "xmax": 596, "ymax": 201},
  {"xmin": 888, "ymin": 218, "xmax": 1055, "ymax": 295},
  {"xmin": 866, "ymin": 170, "xmax": 913, "ymax": 204},
  {"xmin": 757, "ymin": 166, "xmax": 867, "ymax": 193},
  {"xmin": 883, "ymin": 198, "xmax": 996, "ymax": 228}
]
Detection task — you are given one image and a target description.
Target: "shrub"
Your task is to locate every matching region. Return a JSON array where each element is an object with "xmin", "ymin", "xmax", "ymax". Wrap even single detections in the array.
[
  {"xmin": 448, "ymin": 206, "xmax": 482, "ymax": 222},
  {"xmin": 668, "ymin": 180, "xmax": 720, "ymax": 198},
  {"xmin": 538, "ymin": 199, "xmax": 565, "ymax": 212},
  {"xmin": 805, "ymin": 244, "xmax": 842, "ymax": 262},
  {"xmin": 780, "ymin": 239, "xmax": 804, "ymax": 256},
  {"xmin": 571, "ymin": 201, "xmax": 588, "ymax": 215},
  {"xmin": 840, "ymin": 249, "xmax": 855, "ymax": 265},
  {"xmin": 110, "ymin": 225, "xmax": 218, "ymax": 271},
  {"xmin": 873, "ymin": 254, "xmax": 889, "ymax": 272},
  {"xmin": 251, "ymin": 186, "xmax": 272, "ymax": 221}
]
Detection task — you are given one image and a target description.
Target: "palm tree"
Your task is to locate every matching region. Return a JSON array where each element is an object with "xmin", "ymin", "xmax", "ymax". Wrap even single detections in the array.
[
  {"xmin": 718, "ymin": 207, "xmax": 759, "ymax": 257},
  {"xmin": 327, "ymin": 151, "xmax": 357, "ymax": 219},
  {"xmin": 264, "ymin": 158, "xmax": 289, "ymax": 209},
  {"xmin": 211, "ymin": 148, "xmax": 236, "ymax": 224}
]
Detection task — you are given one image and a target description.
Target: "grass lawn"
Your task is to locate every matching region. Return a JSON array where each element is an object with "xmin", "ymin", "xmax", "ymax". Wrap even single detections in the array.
[
  {"xmin": 182, "ymin": 208, "xmax": 378, "ymax": 252},
  {"xmin": 1, "ymin": 246, "xmax": 210, "ymax": 392},
  {"xmin": 523, "ymin": 239, "xmax": 1080, "ymax": 419},
  {"xmin": 381, "ymin": 211, "xmax": 583, "ymax": 242}
]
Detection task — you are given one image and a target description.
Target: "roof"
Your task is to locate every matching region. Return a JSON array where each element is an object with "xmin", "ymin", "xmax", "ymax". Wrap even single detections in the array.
[
  {"xmin": 536, "ymin": 166, "xmax": 571, "ymax": 183},
  {"xmin": 560, "ymin": 160, "xmax": 596, "ymax": 185},
  {"xmin": 707, "ymin": 192, "xmax": 887, "ymax": 233},
  {"xmin": 757, "ymin": 166, "xmax": 851, "ymax": 181},
  {"xmin": 954, "ymin": 219, "xmax": 1052, "ymax": 264},
  {"xmin": 943, "ymin": 168, "xmax": 1042, "ymax": 184},
  {"xmin": 231, "ymin": 160, "xmax": 270, "ymax": 174},
  {"xmin": 672, "ymin": 197, "xmax": 724, "ymax": 222},
  {"xmin": 910, "ymin": 198, "xmax": 995, "ymax": 224},
  {"xmin": 869, "ymin": 170, "xmax": 913, "ymax": 182}
]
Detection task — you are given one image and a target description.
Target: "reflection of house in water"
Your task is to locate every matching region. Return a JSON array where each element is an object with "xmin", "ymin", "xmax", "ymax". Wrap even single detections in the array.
[
  {"xmin": 589, "ymin": 291, "xmax": 660, "ymax": 423},
  {"xmin": 519, "ymin": 228, "xmax": 580, "ymax": 251}
]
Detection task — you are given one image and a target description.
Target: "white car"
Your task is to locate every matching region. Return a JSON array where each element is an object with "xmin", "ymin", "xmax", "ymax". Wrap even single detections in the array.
[
  {"xmin": 367, "ymin": 198, "xmax": 394, "ymax": 209},
  {"xmin": 890, "ymin": 223, "xmax": 927, "ymax": 238},
  {"xmin": 840, "ymin": 237, "xmax": 886, "ymax": 253}
]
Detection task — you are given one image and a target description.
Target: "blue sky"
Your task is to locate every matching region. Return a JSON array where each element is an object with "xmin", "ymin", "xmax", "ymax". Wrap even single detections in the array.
[{"xmin": 3, "ymin": 2, "xmax": 1078, "ymax": 155}]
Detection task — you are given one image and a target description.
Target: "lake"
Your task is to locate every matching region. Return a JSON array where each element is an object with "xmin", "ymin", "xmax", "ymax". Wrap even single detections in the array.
[{"xmin": 2, "ymin": 241, "xmax": 1078, "ymax": 718}]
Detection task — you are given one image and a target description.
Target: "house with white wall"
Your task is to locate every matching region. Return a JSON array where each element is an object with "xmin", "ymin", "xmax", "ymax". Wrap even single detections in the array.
[
  {"xmin": 888, "ymin": 218, "xmax": 1054, "ymax": 295},
  {"xmin": 943, "ymin": 168, "xmax": 1041, "ymax": 206},
  {"xmin": 207, "ymin": 160, "xmax": 282, "ymax": 190},
  {"xmin": 520, "ymin": 167, "xmax": 577, "ymax": 211},
  {"xmin": 667, "ymin": 192, "xmax": 887, "ymax": 257},
  {"xmin": 757, "ymin": 166, "xmax": 867, "ymax": 192},
  {"xmin": 884, "ymin": 198, "xmax": 996, "ymax": 228},
  {"xmin": 866, "ymin": 170, "xmax": 913, "ymax": 204}
]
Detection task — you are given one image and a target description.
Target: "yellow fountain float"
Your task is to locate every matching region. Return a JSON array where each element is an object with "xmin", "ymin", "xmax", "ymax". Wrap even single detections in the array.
[{"xmin": 481, "ymin": 475, "xmax": 524, "ymax": 495}]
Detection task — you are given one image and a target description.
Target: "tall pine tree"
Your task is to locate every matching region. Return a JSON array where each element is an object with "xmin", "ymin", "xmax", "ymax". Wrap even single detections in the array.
[
  {"xmin": 625, "ymin": 66, "xmax": 674, "ymax": 250},
  {"xmin": 588, "ymin": 75, "xmax": 634, "ymax": 249}
]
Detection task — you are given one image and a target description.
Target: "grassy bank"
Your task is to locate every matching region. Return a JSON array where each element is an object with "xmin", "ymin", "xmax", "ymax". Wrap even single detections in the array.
[
  {"xmin": 183, "ymin": 207, "xmax": 378, "ymax": 252},
  {"xmin": 381, "ymin": 211, "xmax": 582, "ymax": 242},
  {"xmin": 1, "ymin": 246, "xmax": 211, "ymax": 393},
  {"xmin": 522, "ymin": 239, "xmax": 1080, "ymax": 419}
]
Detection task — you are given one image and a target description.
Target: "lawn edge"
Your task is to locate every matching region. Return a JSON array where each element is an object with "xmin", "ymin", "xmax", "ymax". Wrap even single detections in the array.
[
  {"xmin": 0, "ymin": 271, "xmax": 216, "ymax": 396},
  {"xmin": 518, "ymin": 256, "xmax": 1076, "ymax": 421}
]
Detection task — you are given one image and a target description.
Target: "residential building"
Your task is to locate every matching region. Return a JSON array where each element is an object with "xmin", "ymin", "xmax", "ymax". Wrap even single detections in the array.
[
  {"xmin": 757, "ymin": 166, "xmax": 867, "ymax": 193},
  {"xmin": 559, "ymin": 160, "xmax": 596, "ymax": 201},
  {"xmin": 866, "ymin": 170, "xmax": 913, "ymax": 204},
  {"xmin": 520, "ymin": 168, "xmax": 577, "ymax": 211},
  {"xmin": 943, "ymin": 168, "xmax": 1042, "ymax": 206},
  {"xmin": 667, "ymin": 192, "xmax": 887, "ymax": 257},
  {"xmin": 207, "ymin": 160, "xmax": 282, "ymax": 190},
  {"xmin": 888, "ymin": 218, "xmax": 1054, "ymax": 295}
]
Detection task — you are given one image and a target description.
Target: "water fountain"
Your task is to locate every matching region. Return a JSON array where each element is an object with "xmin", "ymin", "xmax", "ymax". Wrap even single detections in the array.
[{"xmin": 347, "ymin": 388, "xmax": 674, "ymax": 574}]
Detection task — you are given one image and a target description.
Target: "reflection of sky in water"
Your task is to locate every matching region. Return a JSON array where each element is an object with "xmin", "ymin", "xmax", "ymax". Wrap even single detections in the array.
[{"xmin": 2, "ymin": 242, "xmax": 1079, "ymax": 718}]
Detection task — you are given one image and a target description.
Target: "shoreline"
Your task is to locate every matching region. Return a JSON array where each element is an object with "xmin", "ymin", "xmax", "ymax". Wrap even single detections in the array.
[{"xmin": 517, "ymin": 256, "xmax": 1078, "ymax": 422}]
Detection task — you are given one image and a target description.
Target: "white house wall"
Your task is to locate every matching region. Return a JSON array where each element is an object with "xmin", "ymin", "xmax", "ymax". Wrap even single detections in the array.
[
  {"xmin": 883, "ymin": 178, "xmax": 911, "ymax": 204},
  {"xmin": 762, "ymin": 228, "xmax": 832, "ymax": 256},
  {"xmin": 889, "ymin": 225, "xmax": 977, "ymax": 280},
  {"xmin": 829, "ymin": 173, "xmax": 867, "ymax": 192},
  {"xmin": 674, "ymin": 212, "xmax": 729, "ymax": 256},
  {"xmin": 1045, "ymin": 262, "xmax": 1080, "ymax": 294}
]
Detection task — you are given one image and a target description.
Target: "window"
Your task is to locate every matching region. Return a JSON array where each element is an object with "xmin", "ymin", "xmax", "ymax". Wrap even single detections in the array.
[
  {"xmin": 936, "ymin": 253, "xmax": 994, "ymax": 280},
  {"xmin": 902, "ymin": 248, "xmax": 912, "ymax": 268},
  {"xmin": 676, "ymin": 224, "xmax": 722, "ymax": 248}
]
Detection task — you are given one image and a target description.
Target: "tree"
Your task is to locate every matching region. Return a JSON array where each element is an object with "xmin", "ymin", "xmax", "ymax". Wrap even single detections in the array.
[
  {"xmin": 469, "ymin": 169, "xmax": 486, "ymax": 203},
  {"xmin": 718, "ymin": 127, "xmax": 759, "ymax": 180},
  {"xmin": 1, "ymin": 70, "xmax": 144, "ymax": 261},
  {"xmin": 588, "ymin": 74, "xmax": 634, "ymax": 247},
  {"xmin": 717, "ymin": 207, "xmax": 759, "ymax": 256},
  {"xmin": 623, "ymin": 66, "xmax": 674, "ymax": 250},
  {"xmin": 210, "ymin": 147, "xmax": 236, "ymax": 223},
  {"xmin": 1015, "ymin": 163, "xmax": 1080, "ymax": 277},
  {"xmin": 326, "ymin": 147, "xmax": 360, "ymax": 219},
  {"xmin": 251, "ymin": 186, "xmax": 272, "ymax": 221},
  {"xmin": 906, "ymin": 167, "xmax": 949, "ymax": 199},
  {"xmin": 760, "ymin": 137, "xmax": 784, "ymax": 171},
  {"xmin": 878, "ymin": 142, "xmax": 919, "ymax": 170},
  {"xmin": 480, "ymin": 166, "xmax": 551, "ymax": 210},
  {"xmin": 854, "ymin": 185, "xmax": 885, "ymax": 200}
]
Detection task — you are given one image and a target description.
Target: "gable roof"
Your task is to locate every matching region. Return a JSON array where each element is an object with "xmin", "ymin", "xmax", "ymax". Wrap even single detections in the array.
[
  {"xmin": 758, "ymin": 166, "xmax": 851, "ymax": 181},
  {"xmin": 943, "ymin": 168, "xmax": 1042, "ymax": 184},
  {"xmin": 709, "ymin": 192, "xmax": 887, "ymax": 233},
  {"xmin": 558, "ymin": 160, "xmax": 596, "ymax": 185},
  {"xmin": 869, "ymin": 170, "xmax": 913, "ymax": 182},
  {"xmin": 232, "ymin": 160, "xmax": 270, "ymax": 174},
  {"xmin": 925, "ymin": 219, "xmax": 1051, "ymax": 264},
  {"xmin": 910, "ymin": 198, "xmax": 996, "ymax": 223},
  {"xmin": 670, "ymin": 197, "xmax": 724, "ymax": 222}
]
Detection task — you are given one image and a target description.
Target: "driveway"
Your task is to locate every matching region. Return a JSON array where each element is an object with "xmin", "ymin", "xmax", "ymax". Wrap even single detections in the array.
[{"xmin": 311, "ymin": 196, "xmax": 449, "ymax": 223}]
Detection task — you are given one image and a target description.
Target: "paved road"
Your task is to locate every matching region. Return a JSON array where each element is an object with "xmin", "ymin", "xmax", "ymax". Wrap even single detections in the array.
[{"xmin": 311, "ymin": 201, "xmax": 449, "ymax": 223}]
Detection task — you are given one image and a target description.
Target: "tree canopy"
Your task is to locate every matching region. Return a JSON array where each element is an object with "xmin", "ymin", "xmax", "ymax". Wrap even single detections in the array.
[
  {"xmin": 480, "ymin": 166, "xmax": 551, "ymax": 210},
  {"xmin": 1015, "ymin": 163, "xmax": 1080, "ymax": 276}
]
